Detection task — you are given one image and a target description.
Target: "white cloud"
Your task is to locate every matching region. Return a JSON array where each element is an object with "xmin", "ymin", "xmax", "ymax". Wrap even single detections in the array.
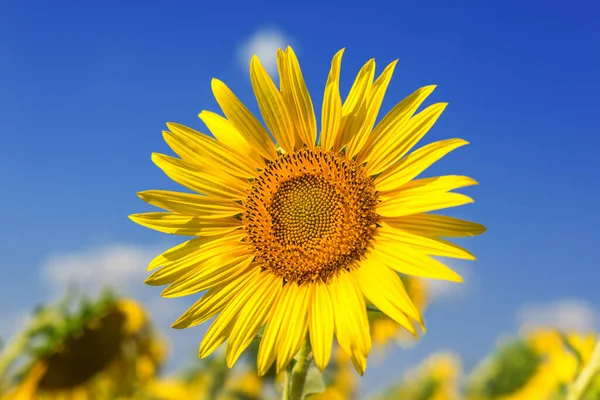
[
  {"xmin": 237, "ymin": 27, "xmax": 294, "ymax": 75},
  {"xmin": 40, "ymin": 243, "xmax": 162, "ymax": 295},
  {"xmin": 517, "ymin": 299, "xmax": 598, "ymax": 333}
]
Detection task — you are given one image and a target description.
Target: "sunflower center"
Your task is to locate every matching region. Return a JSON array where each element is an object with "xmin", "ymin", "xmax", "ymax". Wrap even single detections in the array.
[
  {"xmin": 38, "ymin": 308, "xmax": 126, "ymax": 390},
  {"xmin": 244, "ymin": 148, "xmax": 378, "ymax": 284},
  {"xmin": 271, "ymin": 175, "xmax": 342, "ymax": 247}
]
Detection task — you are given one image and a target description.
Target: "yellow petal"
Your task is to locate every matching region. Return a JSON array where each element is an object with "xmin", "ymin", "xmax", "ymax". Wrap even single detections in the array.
[
  {"xmin": 198, "ymin": 319, "xmax": 234, "ymax": 360},
  {"xmin": 151, "ymin": 153, "xmax": 248, "ymax": 199},
  {"xmin": 319, "ymin": 49, "xmax": 344, "ymax": 151},
  {"xmin": 129, "ymin": 212, "xmax": 242, "ymax": 236},
  {"xmin": 137, "ymin": 190, "xmax": 243, "ymax": 218},
  {"xmin": 147, "ymin": 237, "xmax": 217, "ymax": 271},
  {"xmin": 365, "ymin": 102, "xmax": 447, "ymax": 176},
  {"xmin": 341, "ymin": 59, "xmax": 375, "ymax": 115},
  {"xmin": 381, "ymin": 175, "xmax": 478, "ymax": 198},
  {"xmin": 330, "ymin": 272, "xmax": 371, "ymax": 375},
  {"xmin": 171, "ymin": 268, "xmax": 259, "ymax": 329},
  {"xmin": 355, "ymin": 260, "xmax": 421, "ymax": 333},
  {"xmin": 162, "ymin": 130, "xmax": 199, "ymax": 164},
  {"xmin": 198, "ymin": 272, "xmax": 269, "ymax": 358},
  {"xmin": 377, "ymin": 191, "xmax": 474, "ymax": 218},
  {"xmin": 165, "ymin": 122, "xmax": 258, "ymax": 179},
  {"xmin": 346, "ymin": 60, "xmax": 397, "ymax": 158},
  {"xmin": 334, "ymin": 59, "xmax": 376, "ymax": 151},
  {"xmin": 145, "ymin": 233, "xmax": 246, "ymax": 286},
  {"xmin": 285, "ymin": 47, "xmax": 317, "ymax": 148},
  {"xmin": 309, "ymin": 282, "xmax": 334, "ymax": 371},
  {"xmin": 276, "ymin": 284, "xmax": 310, "ymax": 372},
  {"xmin": 377, "ymin": 175, "xmax": 477, "ymax": 217},
  {"xmin": 349, "ymin": 351, "xmax": 368, "ymax": 376},
  {"xmin": 378, "ymin": 225, "xmax": 475, "ymax": 260},
  {"xmin": 211, "ymin": 78, "xmax": 277, "ymax": 161},
  {"xmin": 227, "ymin": 273, "xmax": 282, "ymax": 367},
  {"xmin": 276, "ymin": 48, "xmax": 302, "ymax": 149},
  {"xmin": 371, "ymin": 240, "xmax": 464, "ymax": 282},
  {"xmin": 357, "ymin": 85, "xmax": 436, "ymax": 165},
  {"xmin": 198, "ymin": 110, "xmax": 265, "ymax": 169},
  {"xmin": 382, "ymin": 214, "xmax": 487, "ymax": 237},
  {"xmin": 257, "ymin": 281, "xmax": 296, "ymax": 375},
  {"xmin": 250, "ymin": 55, "xmax": 295, "ymax": 154},
  {"xmin": 144, "ymin": 248, "xmax": 241, "ymax": 286},
  {"xmin": 375, "ymin": 138, "xmax": 469, "ymax": 192},
  {"xmin": 162, "ymin": 129, "xmax": 253, "ymax": 185},
  {"xmin": 161, "ymin": 253, "xmax": 254, "ymax": 298}
]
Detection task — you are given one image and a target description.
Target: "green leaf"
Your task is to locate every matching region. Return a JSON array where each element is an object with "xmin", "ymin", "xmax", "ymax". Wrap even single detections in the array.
[{"xmin": 304, "ymin": 364, "xmax": 326, "ymax": 398}]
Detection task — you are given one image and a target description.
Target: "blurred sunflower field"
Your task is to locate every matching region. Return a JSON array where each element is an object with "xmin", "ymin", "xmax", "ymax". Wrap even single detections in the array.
[
  {"xmin": 1, "ymin": 280, "xmax": 599, "ymax": 399},
  {"xmin": 3, "ymin": 1, "xmax": 599, "ymax": 399}
]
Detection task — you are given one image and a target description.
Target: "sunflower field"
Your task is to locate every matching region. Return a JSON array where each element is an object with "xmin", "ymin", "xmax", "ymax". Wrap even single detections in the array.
[
  {"xmin": 2, "ymin": 4, "xmax": 598, "ymax": 399},
  {"xmin": 1, "ymin": 285, "xmax": 599, "ymax": 399}
]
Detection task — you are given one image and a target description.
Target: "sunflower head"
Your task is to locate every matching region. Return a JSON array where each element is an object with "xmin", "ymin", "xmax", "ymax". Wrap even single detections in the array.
[
  {"xmin": 466, "ymin": 335, "xmax": 571, "ymax": 400},
  {"xmin": 131, "ymin": 46, "xmax": 484, "ymax": 375},
  {"xmin": 6, "ymin": 290, "xmax": 164, "ymax": 398},
  {"xmin": 525, "ymin": 329, "xmax": 597, "ymax": 396},
  {"xmin": 479, "ymin": 341, "xmax": 543, "ymax": 398}
]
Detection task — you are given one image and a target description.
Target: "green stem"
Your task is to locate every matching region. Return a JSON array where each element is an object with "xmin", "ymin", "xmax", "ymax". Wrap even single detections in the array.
[
  {"xmin": 284, "ymin": 337, "xmax": 313, "ymax": 400},
  {"xmin": 567, "ymin": 335, "xmax": 600, "ymax": 400},
  {"xmin": 283, "ymin": 362, "xmax": 293, "ymax": 400}
]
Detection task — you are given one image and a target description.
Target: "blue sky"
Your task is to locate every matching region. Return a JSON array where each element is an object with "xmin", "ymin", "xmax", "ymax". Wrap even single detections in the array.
[{"xmin": 1, "ymin": 0, "xmax": 599, "ymax": 394}]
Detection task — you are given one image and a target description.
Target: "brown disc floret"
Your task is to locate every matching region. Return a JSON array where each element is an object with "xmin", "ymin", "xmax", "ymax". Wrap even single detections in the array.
[{"xmin": 243, "ymin": 148, "xmax": 379, "ymax": 285}]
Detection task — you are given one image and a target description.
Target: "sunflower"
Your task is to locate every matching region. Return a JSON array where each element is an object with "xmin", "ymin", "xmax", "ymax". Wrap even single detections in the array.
[
  {"xmin": 130, "ymin": 46, "xmax": 484, "ymax": 375},
  {"xmin": 526, "ymin": 330, "xmax": 596, "ymax": 398},
  {"xmin": 466, "ymin": 339, "xmax": 550, "ymax": 400},
  {"xmin": 376, "ymin": 353, "xmax": 462, "ymax": 400},
  {"xmin": 466, "ymin": 330, "xmax": 595, "ymax": 400},
  {"xmin": 2, "ymin": 292, "xmax": 164, "ymax": 399}
]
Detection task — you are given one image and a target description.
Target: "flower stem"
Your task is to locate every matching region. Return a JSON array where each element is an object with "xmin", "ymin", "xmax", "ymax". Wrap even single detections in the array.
[
  {"xmin": 567, "ymin": 335, "xmax": 600, "ymax": 400},
  {"xmin": 284, "ymin": 336, "xmax": 313, "ymax": 400}
]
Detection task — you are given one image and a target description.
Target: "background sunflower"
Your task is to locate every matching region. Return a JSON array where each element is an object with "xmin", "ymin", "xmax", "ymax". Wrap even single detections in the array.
[
  {"xmin": 466, "ymin": 330, "xmax": 597, "ymax": 400},
  {"xmin": 0, "ymin": 290, "xmax": 166, "ymax": 399}
]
